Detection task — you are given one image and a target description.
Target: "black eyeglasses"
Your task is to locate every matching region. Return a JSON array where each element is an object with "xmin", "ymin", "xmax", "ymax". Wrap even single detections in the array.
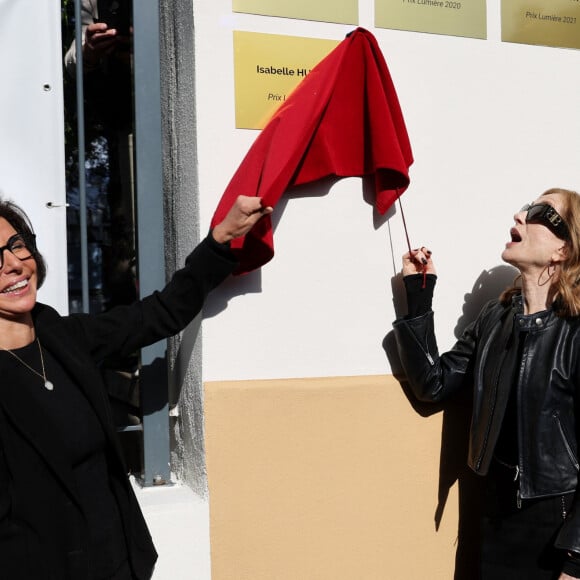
[
  {"xmin": 521, "ymin": 203, "xmax": 570, "ymax": 240},
  {"xmin": 0, "ymin": 234, "xmax": 34, "ymax": 270}
]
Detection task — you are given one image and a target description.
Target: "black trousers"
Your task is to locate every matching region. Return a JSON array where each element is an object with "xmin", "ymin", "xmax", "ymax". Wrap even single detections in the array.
[{"xmin": 480, "ymin": 461, "xmax": 574, "ymax": 580}]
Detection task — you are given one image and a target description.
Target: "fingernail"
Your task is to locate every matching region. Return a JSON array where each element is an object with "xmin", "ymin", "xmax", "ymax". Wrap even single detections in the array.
[
  {"xmin": 426, "ymin": 250, "xmax": 432, "ymax": 255},
  {"xmin": 421, "ymin": 258, "xmax": 427, "ymax": 265}
]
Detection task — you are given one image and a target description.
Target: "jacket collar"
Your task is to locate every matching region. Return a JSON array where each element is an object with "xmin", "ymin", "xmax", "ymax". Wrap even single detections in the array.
[{"xmin": 511, "ymin": 293, "xmax": 557, "ymax": 332}]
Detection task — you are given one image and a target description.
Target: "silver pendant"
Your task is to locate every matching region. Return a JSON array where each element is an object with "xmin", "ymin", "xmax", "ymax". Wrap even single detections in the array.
[{"xmin": 44, "ymin": 380, "xmax": 54, "ymax": 391}]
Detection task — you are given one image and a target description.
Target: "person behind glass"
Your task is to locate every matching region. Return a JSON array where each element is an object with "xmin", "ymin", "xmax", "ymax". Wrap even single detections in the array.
[
  {"xmin": 64, "ymin": 0, "xmax": 133, "ymax": 132},
  {"xmin": 392, "ymin": 188, "xmax": 580, "ymax": 579},
  {"xmin": 0, "ymin": 194, "xmax": 272, "ymax": 580},
  {"xmin": 64, "ymin": 0, "xmax": 131, "ymax": 76}
]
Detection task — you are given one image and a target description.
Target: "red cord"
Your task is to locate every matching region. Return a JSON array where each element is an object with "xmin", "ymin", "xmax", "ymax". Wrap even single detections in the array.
[
  {"xmin": 397, "ymin": 194, "xmax": 412, "ymax": 255},
  {"xmin": 397, "ymin": 193, "xmax": 426, "ymax": 288}
]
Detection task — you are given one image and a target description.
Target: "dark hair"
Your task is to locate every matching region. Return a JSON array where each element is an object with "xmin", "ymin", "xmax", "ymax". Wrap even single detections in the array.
[{"xmin": 0, "ymin": 198, "xmax": 47, "ymax": 288}]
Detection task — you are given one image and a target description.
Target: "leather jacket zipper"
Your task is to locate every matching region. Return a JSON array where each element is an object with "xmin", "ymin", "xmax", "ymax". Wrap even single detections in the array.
[
  {"xmin": 512, "ymin": 464, "xmax": 522, "ymax": 509},
  {"xmin": 494, "ymin": 457, "xmax": 522, "ymax": 508},
  {"xmin": 562, "ymin": 495, "xmax": 568, "ymax": 519},
  {"xmin": 515, "ymin": 331, "xmax": 528, "ymax": 511},
  {"xmin": 553, "ymin": 412, "xmax": 580, "ymax": 470},
  {"xmin": 421, "ymin": 327, "xmax": 434, "ymax": 365}
]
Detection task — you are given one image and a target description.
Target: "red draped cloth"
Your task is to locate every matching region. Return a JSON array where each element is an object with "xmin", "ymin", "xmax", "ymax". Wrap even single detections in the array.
[{"xmin": 211, "ymin": 27, "xmax": 413, "ymax": 274}]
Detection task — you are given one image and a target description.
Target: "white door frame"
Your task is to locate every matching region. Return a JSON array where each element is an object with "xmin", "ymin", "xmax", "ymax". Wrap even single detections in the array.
[{"xmin": 0, "ymin": 0, "xmax": 68, "ymax": 314}]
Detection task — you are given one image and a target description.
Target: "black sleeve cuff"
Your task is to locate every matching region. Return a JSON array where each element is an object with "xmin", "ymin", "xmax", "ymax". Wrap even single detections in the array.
[
  {"xmin": 562, "ymin": 553, "xmax": 580, "ymax": 577},
  {"xmin": 403, "ymin": 274, "xmax": 437, "ymax": 318},
  {"xmin": 206, "ymin": 230, "xmax": 236, "ymax": 261}
]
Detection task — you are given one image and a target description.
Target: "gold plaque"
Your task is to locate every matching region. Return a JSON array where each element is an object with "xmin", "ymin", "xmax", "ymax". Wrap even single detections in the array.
[
  {"xmin": 234, "ymin": 31, "xmax": 340, "ymax": 130},
  {"xmin": 502, "ymin": 0, "xmax": 580, "ymax": 50},
  {"xmin": 375, "ymin": 0, "xmax": 487, "ymax": 39},
  {"xmin": 232, "ymin": 0, "xmax": 358, "ymax": 25}
]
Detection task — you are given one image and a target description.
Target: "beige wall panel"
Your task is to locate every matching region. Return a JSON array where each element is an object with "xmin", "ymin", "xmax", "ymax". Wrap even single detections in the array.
[{"xmin": 205, "ymin": 375, "xmax": 474, "ymax": 579}]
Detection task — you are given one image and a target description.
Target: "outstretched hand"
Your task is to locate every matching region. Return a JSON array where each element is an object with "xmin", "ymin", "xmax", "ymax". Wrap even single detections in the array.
[
  {"xmin": 83, "ymin": 22, "xmax": 119, "ymax": 66},
  {"xmin": 402, "ymin": 246, "xmax": 436, "ymax": 277},
  {"xmin": 212, "ymin": 195, "xmax": 273, "ymax": 244}
]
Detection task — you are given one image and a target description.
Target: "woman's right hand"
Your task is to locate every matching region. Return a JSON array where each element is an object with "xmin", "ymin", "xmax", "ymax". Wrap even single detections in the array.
[{"xmin": 402, "ymin": 246, "xmax": 436, "ymax": 277}]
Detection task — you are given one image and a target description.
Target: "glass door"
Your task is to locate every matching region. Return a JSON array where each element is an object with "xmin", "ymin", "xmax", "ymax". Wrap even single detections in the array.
[{"xmin": 61, "ymin": 0, "xmax": 142, "ymax": 474}]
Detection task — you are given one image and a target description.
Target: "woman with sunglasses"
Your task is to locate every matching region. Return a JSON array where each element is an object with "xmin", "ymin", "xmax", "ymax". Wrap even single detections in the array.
[
  {"xmin": 392, "ymin": 188, "xmax": 580, "ymax": 579},
  {"xmin": 0, "ymin": 195, "xmax": 271, "ymax": 579}
]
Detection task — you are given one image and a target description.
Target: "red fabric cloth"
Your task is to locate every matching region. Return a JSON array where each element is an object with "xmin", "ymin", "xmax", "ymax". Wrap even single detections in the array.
[{"xmin": 211, "ymin": 27, "xmax": 413, "ymax": 274}]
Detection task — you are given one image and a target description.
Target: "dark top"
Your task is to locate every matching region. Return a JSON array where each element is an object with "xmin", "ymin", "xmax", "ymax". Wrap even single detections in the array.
[
  {"xmin": 0, "ymin": 343, "xmax": 128, "ymax": 579},
  {"xmin": 0, "ymin": 233, "xmax": 238, "ymax": 579}
]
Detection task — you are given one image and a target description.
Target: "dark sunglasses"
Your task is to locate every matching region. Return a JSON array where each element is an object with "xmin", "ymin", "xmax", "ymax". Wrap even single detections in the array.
[{"xmin": 521, "ymin": 203, "xmax": 570, "ymax": 240}]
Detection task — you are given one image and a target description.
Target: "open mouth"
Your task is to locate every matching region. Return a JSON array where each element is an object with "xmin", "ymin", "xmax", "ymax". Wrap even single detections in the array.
[{"xmin": 510, "ymin": 228, "xmax": 522, "ymax": 243}]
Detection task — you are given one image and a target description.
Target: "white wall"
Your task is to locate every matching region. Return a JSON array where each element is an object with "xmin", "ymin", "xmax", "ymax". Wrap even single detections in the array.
[
  {"xmin": 194, "ymin": 1, "xmax": 580, "ymax": 381},
  {"xmin": 0, "ymin": 0, "xmax": 68, "ymax": 314}
]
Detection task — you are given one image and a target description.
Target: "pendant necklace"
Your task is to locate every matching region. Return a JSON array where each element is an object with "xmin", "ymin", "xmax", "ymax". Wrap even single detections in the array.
[{"xmin": 0, "ymin": 338, "xmax": 54, "ymax": 391}]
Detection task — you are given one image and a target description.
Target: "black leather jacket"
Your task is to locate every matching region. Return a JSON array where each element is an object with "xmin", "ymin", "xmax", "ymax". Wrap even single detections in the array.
[{"xmin": 392, "ymin": 294, "xmax": 580, "ymax": 553}]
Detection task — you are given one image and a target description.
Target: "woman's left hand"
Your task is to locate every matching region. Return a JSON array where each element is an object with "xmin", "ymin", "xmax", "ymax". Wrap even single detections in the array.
[{"xmin": 402, "ymin": 246, "xmax": 436, "ymax": 277}]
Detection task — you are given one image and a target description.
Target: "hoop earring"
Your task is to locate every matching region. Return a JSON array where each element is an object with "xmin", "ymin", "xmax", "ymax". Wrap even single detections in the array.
[{"xmin": 539, "ymin": 261, "xmax": 556, "ymax": 286}]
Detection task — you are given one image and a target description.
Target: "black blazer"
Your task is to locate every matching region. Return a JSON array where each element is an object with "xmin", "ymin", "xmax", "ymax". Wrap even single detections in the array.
[{"xmin": 0, "ymin": 236, "xmax": 236, "ymax": 579}]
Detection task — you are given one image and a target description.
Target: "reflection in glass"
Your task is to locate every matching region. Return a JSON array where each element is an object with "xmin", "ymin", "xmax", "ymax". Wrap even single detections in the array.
[
  {"xmin": 63, "ymin": 0, "xmax": 135, "ymax": 315},
  {"xmin": 61, "ymin": 0, "xmax": 141, "ymax": 470}
]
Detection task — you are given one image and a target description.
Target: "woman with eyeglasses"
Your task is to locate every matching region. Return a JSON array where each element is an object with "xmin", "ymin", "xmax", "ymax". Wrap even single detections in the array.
[
  {"xmin": 0, "ymin": 195, "xmax": 272, "ymax": 579},
  {"xmin": 392, "ymin": 187, "xmax": 580, "ymax": 579}
]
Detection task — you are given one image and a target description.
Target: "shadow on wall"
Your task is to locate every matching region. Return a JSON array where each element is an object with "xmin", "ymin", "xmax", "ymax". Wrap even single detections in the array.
[
  {"xmin": 203, "ymin": 175, "xmax": 397, "ymax": 319},
  {"xmin": 202, "ymin": 187, "xmax": 301, "ymax": 320},
  {"xmin": 384, "ymin": 264, "xmax": 517, "ymax": 580},
  {"xmin": 454, "ymin": 265, "xmax": 518, "ymax": 337}
]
